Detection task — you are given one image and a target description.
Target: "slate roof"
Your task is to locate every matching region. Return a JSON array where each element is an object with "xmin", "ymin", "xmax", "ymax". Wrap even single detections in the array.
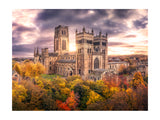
[
  {"xmin": 108, "ymin": 61, "xmax": 128, "ymax": 64},
  {"xmin": 49, "ymin": 53, "xmax": 58, "ymax": 57},
  {"xmin": 57, "ymin": 59, "xmax": 76, "ymax": 63}
]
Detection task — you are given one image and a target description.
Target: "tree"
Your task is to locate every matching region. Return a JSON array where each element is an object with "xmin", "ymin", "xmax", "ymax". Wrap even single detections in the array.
[
  {"xmin": 56, "ymin": 100, "xmax": 70, "ymax": 110},
  {"xmin": 130, "ymin": 72, "xmax": 146, "ymax": 89},
  {"xmin": 118, "ymin": 64, "xmax": 126, "ymax": 74},
  {"xmin": 65, "ymin": 91, "xmax": 79, "ymax": 110},
  {"xmin": 12, "ymin": 81, "xmax": 27, "ymax": 110},
  {"xmin": 13, "ymin": 62, "xmax": 21, "ymax": 75},
  {"xmin": 13, "ymin": 61, "xmax": 45, "ymax": 78},
  {"xmin": 74, "ymin": 84, "xmax": 90, "ymax": 109},
  {"xmin": 86, "ymin": 90, "xmax": 104, "ymax": 105}
]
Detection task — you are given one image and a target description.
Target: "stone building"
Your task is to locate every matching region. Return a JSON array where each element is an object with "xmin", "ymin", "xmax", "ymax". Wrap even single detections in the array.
[{"xmin": 34, "ymin": 25, "xmax": 127, "ymax": 80}]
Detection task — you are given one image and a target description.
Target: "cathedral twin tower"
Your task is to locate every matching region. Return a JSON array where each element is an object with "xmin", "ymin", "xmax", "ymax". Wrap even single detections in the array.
[{"xmin": 34, "ymin": 25, "xmax": 108, "ymax": 80}]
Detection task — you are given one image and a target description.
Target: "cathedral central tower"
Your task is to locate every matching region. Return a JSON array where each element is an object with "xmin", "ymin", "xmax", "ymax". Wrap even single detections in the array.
[{"xmin": 54, "ymin": 25, "xmax": 69, "ymax": 55}]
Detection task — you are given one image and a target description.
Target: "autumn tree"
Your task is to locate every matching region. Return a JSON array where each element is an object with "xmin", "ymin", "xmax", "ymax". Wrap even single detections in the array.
[
  {"xmin": 56, "ymin": 100, "xmax": 70, "ymax": 110},
  {"xmin": 13, "ymin": 61, "xmax": 45, "ymax": 78},
  {"xmin": 65, "ymin": 91, "xmax": 79, "ymax": 110},
  {"xmin": 129, "ymin": 71, "xmax": 146, "ymax": 89},
  {"xmin": 12, "ymin": 81, "xmax": 27, "ymax": 110},
  {"xmin": 86, "ymin": 90, "xmax": 104, "ymax": 105},
  {"xmin": 13, "ymin": 62, "xmax": 21, "ymax": 75},
  {"xmin": 118, "ymin": 64, "xmax": 126, "ymax": 74},
  {"xmin": 73, "ymin": 84, "xmax": 90, "ymax": 109}
]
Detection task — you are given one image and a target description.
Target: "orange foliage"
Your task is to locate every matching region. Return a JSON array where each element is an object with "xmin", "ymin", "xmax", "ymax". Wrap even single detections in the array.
[
  {"xmin": 56, "ymin": 100, "xmax": 70, "ymax": 110},
  {"xmin": 56, "ymin": 91, "xmax": 79, "ymax": 110},
  {"xmin": 66, "ymin": 91, "xmax": 79, "ymax": 110}
]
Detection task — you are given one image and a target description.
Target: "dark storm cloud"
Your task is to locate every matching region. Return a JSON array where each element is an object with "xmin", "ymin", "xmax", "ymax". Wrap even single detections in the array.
[
  {"xmin": 133, "ymin": 16, "xmax": 148, "ymax": 29},
  {"xmin": 12, "ymin": 30, "xmax": 23, "ymax": 44},
  {"xmin": 12, "ymin": 44, "xmax": 34, "ymax": 53},
  {"xmin": 113, "ymin": 9, "xmax": 135, "ymax": 19},
  {"xmin": 12, "ymin": 22, "xmax": 36, "ymax": 45},
  {"xmin": 37, "ymin": 9, "xmax": 62, "ymax": 21},
  {"xmin": 36, "ymin": 9, "xmax": 108, "ymax": 22},
  {"xmin": 34, "ymin": 37, "xmax": 53, "ymax": 46},
  {"xmin": 104, "ymin": 20, "xmax": 119, "ymax": 28},
  {"xmin": 35, "ymin": 9, "xmax": 134, "ymax": 37},
  {"xmin": 35, "ymin": 9, "xmax": 109, "ymax": 32}
]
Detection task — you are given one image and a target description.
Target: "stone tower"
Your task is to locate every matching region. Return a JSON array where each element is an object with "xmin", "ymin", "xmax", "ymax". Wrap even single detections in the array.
[
  {"xmin": 34, "ymin": 47, "xmax": 39, "ymax": 63},
  {"xmin": 41, "ymin": 48, "xmax": 49, "ymax": 74},
  {"xmin": 105, "ymin": 33, "xmax": 108, "ymax": 69},
  {"xmin": 54, "ymin": 25, "xmax": 69, "ymax": 55},
  {"xmin": 76, "ymin": 27, "xmax": 94, "ymax": 80},
  {"xmin": 93, "ymin": 31, "xmax": 108, "ymax": 69}
]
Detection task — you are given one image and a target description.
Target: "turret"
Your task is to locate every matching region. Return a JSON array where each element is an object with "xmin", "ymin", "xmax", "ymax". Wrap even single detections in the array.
[
  {"xmin": 99, "ymin": 31, "xmax": 102, "ymax": 37},
  {"xmin": 106, "ymin": 32, "xmax": 108, "ymax": 38},
  {"xmin": 34, "ymin": 47, "xmax": 36, "ymax": 56},
  {"xmin": 76, "ymin": 29, "xmax": 77, "ymax": 34},
  {"xmin": 83, "ymin": 27, "xmax": 85, "ymax": 33},
  {"xmin": 37, "ymin": 47, "xmax": 39, "ymax": 55},
  {"xmin": 92, "ymin": 29, "xmax": 94, "ymax": 35}
]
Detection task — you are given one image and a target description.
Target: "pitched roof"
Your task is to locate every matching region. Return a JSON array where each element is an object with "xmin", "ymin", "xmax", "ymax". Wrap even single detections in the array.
[
  {"xmin": 49, "ymin": 53, "xmax": 58, "ymax": 57},
  {"xmin": 57, "ymin": 59, "xmax": 76, "ymax": 63}
]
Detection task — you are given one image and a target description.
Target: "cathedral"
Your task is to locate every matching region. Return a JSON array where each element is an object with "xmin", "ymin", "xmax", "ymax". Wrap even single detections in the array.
[{"xmin": 34, "ymin": 25, "xmax": 109, "ymax": 80}]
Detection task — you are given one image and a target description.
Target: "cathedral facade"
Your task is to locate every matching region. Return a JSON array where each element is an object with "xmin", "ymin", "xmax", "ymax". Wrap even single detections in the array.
[{"xmin": 34, "ymin": 25, "xmax": 108, "ymax": 80}]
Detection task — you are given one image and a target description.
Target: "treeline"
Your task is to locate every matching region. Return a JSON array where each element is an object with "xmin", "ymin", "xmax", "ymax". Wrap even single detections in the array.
[{"xmin": 12, "ymin": 60, "xmax": 148, "ymax": 110}]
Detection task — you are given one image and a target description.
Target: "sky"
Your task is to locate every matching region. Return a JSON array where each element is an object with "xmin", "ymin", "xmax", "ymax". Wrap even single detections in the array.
[{"xmin": 12, "ymin": 9, "xmax": 148, "ymax": 58}]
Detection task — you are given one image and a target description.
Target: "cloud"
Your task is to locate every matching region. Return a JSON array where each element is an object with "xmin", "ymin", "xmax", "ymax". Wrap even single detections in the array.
[
  {"xmin": 113, "ymin": 9, "xmax": 138, "ymax": 20},
  {"xmin": 12, "ymin": 9, "xmax": 148, "ymax": 57},
  {"xmin": 108, "ymin": 42, "xmax": 126, "ymax": 46},
  {"xmin": 34, "ymin": 37, "xmax": 53, "ymax": 46},
  {"xmin": 133, "ymin": 16, "xmax": 148, "ymax": 29},
  {"xmin": 124, "ymin": 35, "xmax": 137, "ymax": 38},
  {"xmin": 12, "ymin": 44, "xmax": 34, "ymax": 53}
]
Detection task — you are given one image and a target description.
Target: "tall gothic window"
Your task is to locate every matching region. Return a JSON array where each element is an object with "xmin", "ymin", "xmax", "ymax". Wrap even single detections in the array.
[
  {"xmin": 56, "ymin": 40, "xmax": 58, "ymax": 50},
  {"xmin": 94, "ymin": 58, "xmax": 99, "ymax": 69},
  {"xmin": 62, "ymin": 40, "xmax": 66, "ymax": 50}
]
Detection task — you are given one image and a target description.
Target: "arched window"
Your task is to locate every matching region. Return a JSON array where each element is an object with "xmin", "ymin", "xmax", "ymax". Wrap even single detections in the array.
[
  {"xmin": 62, "ymin": 40, "xmax": 66, "ymax": 50},
  {"xmin": 79, "ymin": 69, "xmax": 81, "ymax": 75},
  {"xmin": 94, "ymin": 58, "xmax": 99, "ymax": 69}
]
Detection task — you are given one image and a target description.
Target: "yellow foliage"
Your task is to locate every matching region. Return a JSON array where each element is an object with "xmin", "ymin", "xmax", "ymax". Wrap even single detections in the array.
[
  {"xmin": 86, "ymin": 91, "xmax": 104, "ymax": 105},
  {"xmin": 61, "ymin": 88, "xmax": 71, "ymax": 95},
  {"xmin": 13, "ymin": 61, "xmax": 45, "ymax": 78},
  {"xmin": 54, "ymin": 77, "xmax": 66, "ymax": 88},
  {"xmin": 13, "ymin": 62, "xmax": 21, "ymax": 75},
  {"xmin": 130, "ymin": 72, "xmax": 145, "ymax": 88},
  {"xmin": 70, "ymin": 79, "xmax": 83, "ymax": 89},
  {"xmin": 110, "ymin": 87, "xmax": 120, "ymax": 93},
  {"xmin": 35, "ymin": 77, "xmax": 44, "ymax": 88},
  {"xmin": 96, "ymin": 80, "xmax": 104, "ymax": 85},
  {"xmin": 12, "ymin": 81, "xmax": 27, "ymax": 102}
]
